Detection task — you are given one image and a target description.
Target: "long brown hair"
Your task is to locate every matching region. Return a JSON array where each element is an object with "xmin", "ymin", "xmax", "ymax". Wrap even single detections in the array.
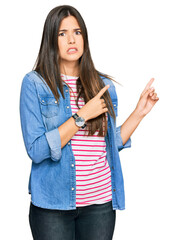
[{"xmin": 33, "ymin": 5, "xmax": 118, "ymax": 136}]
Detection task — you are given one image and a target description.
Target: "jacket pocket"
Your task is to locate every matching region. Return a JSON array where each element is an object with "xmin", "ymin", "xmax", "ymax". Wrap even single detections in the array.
[{"xmin": 39, "ymin": 95, "xmax": 59, "ymax": 118}]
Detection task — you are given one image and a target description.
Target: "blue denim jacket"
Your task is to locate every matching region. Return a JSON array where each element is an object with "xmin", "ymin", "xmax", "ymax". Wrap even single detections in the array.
[{"xmin": 20, "ymin": 71, "xmax": 131, "ymax": 210}]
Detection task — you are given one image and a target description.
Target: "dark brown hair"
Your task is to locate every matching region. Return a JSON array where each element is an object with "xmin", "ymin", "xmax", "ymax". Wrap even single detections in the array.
[{"xmin": 33, "ymin": 5, "xmax": 118, "ymax": 136}]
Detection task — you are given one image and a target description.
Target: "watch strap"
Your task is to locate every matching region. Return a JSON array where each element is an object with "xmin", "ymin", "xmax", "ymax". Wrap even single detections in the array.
[
  {"xmin": 81, "ymin": 123, "xmax": 86, "ymax": 129},
  {"xmin": 72, "ymin": 113, "xmax": 79, "ymax": 120}
]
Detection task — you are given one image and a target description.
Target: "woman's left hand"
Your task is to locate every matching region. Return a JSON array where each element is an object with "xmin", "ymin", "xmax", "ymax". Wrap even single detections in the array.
[{"xmin": 135, "ymin": 78, "xmax": 159, "ymax": 117}]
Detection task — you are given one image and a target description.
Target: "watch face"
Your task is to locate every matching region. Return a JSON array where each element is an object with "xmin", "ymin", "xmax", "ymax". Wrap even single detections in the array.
[{"xmin": 76, "ymin": 117, "xmax": 85, "ymax": 127}]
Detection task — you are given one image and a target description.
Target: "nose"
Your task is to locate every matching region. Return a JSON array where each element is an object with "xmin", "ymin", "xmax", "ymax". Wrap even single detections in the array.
[{"xmin": 68, "ymin": 33, "xmax": 75, "ymax": 44}]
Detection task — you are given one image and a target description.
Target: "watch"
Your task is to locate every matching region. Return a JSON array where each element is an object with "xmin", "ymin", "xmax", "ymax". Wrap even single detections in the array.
[{"xmin": 72, "ymin": 113, "xmax": 86, "ymax": 129}]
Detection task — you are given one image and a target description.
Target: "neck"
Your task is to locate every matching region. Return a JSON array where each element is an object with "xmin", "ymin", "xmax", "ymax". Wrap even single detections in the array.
[{"xmin": 60, "ymin": 61, "xmax": 80, "ymax": 77}]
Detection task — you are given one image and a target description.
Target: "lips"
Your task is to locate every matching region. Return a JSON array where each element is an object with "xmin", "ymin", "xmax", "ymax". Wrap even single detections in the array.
[{"xmin": 67, "ymin": 48, "xmax": 78, "ymax": 53}]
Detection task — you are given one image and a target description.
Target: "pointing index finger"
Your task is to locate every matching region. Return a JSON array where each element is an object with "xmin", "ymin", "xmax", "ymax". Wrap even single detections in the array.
[
  {"xmin": 142, "ymin": 78, "xmax": 155, "ymax": 95},
  {"xmin": 97, "ymin": 85, "xmax": 110, "ymax": 98},
  {"xmin": 144, "ymin": 78, "xmax": 155, "ymax": 91}
]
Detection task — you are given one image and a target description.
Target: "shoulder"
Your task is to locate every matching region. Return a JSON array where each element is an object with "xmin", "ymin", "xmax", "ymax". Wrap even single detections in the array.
[
  {"xmin": 99, "ymin": 75, "xmax": 115, "ymax": 87},
  {"xmin": 22, "ymin": 70, "xmax": 45, "ymax": 85},
  {"xmin": 21, "ymin": 70, "xmax": 52, "ymax": 95}
]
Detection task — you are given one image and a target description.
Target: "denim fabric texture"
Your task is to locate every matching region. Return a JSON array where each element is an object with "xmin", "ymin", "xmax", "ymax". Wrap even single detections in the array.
[
  {"xmin": 29, "ymin": 200, "xmax": 116, "ymax": 240},
  {"xmin": 20, "ymin": 71, "xmax": 131, "ymax": 211}
]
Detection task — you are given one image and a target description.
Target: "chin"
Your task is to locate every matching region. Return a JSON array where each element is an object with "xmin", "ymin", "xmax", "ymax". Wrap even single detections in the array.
[{"xmin": 65, "ymin": 55, "xmax": 82, "ymax": 62}]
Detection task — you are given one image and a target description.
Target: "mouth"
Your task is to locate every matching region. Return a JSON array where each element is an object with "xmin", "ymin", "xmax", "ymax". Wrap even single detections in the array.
[{"xmin": 67, "ymin": 48, "xmax": 78, "ymax": 54}]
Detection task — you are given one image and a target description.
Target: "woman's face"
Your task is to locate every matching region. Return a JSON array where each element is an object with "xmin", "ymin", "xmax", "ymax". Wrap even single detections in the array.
[{"xmin": 58, "ymin": 16, "xmax": 84, "ymax": 67}]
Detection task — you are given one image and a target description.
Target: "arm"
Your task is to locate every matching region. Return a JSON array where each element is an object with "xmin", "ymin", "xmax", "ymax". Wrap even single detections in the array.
[
  {"xmin": 57, "ymin": 112, "xmax": 84, "ymax": 148},
  {"xmin": 120, "ymin": 109, "xmax": 144, "ymax": 145},
  {"xmin": 20, "ymin": 75, "xmax": 62, "ymax": 163},
  {"xmin": 20, "ymin": 74, "xmax": 110, "ymax": 163},
  {"xmin": 58, "ymin": 85, "xmax": 110, "ymax": 148},
  {"xmin": 120, "ymin": 78, "xmax": 159, "ymax": 145}
]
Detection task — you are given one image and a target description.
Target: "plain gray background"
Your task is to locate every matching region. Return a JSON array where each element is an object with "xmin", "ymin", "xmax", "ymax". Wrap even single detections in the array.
[{"xmin": 1, "ymin": 0, "xmax": 177, "ymax": 239}]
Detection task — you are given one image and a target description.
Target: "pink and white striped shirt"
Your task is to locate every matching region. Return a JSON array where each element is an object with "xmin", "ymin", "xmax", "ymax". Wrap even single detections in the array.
[{"xmin": 61, "ymin": 74, "xmax": 112, "ymax": 207}]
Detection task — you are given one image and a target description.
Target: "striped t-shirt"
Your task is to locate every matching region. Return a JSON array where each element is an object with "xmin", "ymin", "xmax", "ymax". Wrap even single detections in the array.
[{"xmin": 61, "ymin": 74, "xmax": 112, "ymax": 207}]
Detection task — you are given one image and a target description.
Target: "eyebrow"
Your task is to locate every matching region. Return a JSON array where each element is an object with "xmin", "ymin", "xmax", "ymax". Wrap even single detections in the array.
[{"xmin": 59, "ymin": 28, "xmax": 81, "ymax": 32}]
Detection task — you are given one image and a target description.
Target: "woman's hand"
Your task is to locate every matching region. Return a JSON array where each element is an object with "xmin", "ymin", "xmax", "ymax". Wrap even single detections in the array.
[
  {"xmin": 77, "ymin": 85, "xmax": 110, "ymax": 121},
  {"xmin": 135, "ymin": 78, "xmax": 159, "ymax": 117}
]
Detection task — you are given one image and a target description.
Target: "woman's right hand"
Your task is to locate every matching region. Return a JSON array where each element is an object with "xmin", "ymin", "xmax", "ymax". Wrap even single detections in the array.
[{"xmin": 77, "ymin": 85, "xmax": 110, "ymax": 121}]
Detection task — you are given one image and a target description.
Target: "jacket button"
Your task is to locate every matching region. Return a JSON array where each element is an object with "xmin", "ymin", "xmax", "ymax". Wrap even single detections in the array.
[
  {"xmin": 113, "ymin": 189, "xmax": 116, "ymax": 192},
  {"xmin": 66, "ymin": 89, "xmax": 68, "ymax": 92},
  {"xmin": 67, "ymin": 106, "xmax": 69, "ymax": 109},
  {"xmin": 68, "ymin": 142, "xmax": 70, "ymax": 145},
  {"xmin": 71, "ymin": 187, "xmax": 75, "ymax": 191},
  {"xmin": 71, "ymin": 164, "xmax": 74, "ymax": 167}
]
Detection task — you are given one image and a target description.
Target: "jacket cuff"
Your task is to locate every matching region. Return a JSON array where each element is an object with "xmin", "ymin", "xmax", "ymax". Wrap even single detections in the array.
[
  {"xmin": 45, "ymin": 128, "xmax": 61, "ymax": 161},
  {"xmin": 116, "ymin": 126, "xmax": 131, "ymax": 151}
]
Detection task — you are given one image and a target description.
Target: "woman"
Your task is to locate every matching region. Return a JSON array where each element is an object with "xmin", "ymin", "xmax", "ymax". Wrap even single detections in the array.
[{"xmin": 20, "ymin": 5, "xmax": 159, "ymax": 240}]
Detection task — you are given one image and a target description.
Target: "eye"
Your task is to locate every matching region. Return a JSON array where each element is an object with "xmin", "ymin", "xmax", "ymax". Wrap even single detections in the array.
[
  {"xmin": 75, "ymin": 30, "xmax": 82, "ymax": 35},
  {"xmin": 58, "ymin": 32, "xmax": 65, "ymax": 37}
]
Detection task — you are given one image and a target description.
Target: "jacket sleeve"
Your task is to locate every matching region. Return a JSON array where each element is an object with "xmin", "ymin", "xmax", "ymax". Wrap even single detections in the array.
[
  {"xmin": 19, "ymin": 74, "xmax": 62, "ymax": 164},
  {"xmin": 109, "ymin": 82, "xmax": 131, "ymax": 152},
  {"xmin": 116, "ymin": 125, "xmax": 131, "ymax": 152}
]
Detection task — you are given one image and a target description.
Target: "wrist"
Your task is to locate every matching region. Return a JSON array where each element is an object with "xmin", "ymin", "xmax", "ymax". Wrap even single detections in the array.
[
  {"xmin": 72, "ymin": 112, "xmax": 87, "ymax": 129},
  {"xmin": 77, "ymin": 109, "xmax": 89, "ymax": 122},
  {"xmin": 133, "ymin": 108, "xmax": 145, "ymax": 121}
]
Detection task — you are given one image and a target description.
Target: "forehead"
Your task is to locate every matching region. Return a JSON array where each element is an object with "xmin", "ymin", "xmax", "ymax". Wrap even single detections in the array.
[{"xmin": 59, "ymin": 16, "xmax": 80, "ymax": 29}]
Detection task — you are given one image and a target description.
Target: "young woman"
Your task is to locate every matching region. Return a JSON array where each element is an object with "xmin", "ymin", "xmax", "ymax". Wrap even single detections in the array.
[{"xmin": 20, "ymin": 5, "xmax": 159, "ymax": 240}]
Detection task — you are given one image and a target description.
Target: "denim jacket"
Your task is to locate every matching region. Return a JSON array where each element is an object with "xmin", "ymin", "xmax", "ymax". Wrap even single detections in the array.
[{"xmin": 20, "ymin": 71, "xmax": 131, "ymax": 210}]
